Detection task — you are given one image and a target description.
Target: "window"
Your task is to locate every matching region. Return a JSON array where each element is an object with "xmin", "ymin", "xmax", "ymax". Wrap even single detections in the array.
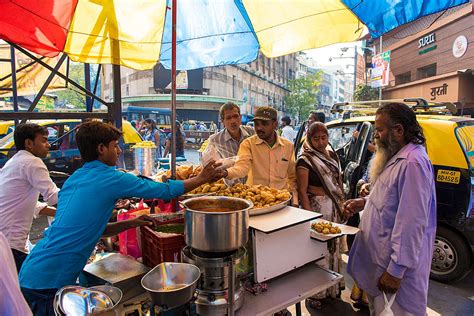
[
  {"xmin": 417, "ymin": 63, "xmax": 436, "ymax": 80},
  {"xmin": 395, "ymin": 72, "xmax": 411, "ymax": 85},
  {"xmin": 328, "ymin": 124, "xmax": 357, "ymax": 151}
]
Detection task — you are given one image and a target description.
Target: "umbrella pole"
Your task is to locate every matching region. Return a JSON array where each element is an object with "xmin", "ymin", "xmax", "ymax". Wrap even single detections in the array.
[{"xmin": 171, "ymin": 0, "xmax": 177, "ymax": 210}]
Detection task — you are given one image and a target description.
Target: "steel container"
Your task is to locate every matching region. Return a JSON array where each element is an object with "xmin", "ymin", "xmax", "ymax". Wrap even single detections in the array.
[
  {"xmin": 181, "ymin": 196, "xmax": 252, "ymax": 253},
  {"xmin": 133, "ymin": 147, "xmax": 156, "ymax": 176},
  {"xmin": 141, "ymin": 262, "xmax": 200, "ymax": 310}
]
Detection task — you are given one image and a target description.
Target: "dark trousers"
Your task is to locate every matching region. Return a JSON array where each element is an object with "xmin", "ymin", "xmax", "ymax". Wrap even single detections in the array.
[
  {"xmin": 11, "ymin": 248, "xmax": 28, "ymax": 272},
  {"xmin": 21, "ymin": 287, "xmax": 57, "ymax": 316}
]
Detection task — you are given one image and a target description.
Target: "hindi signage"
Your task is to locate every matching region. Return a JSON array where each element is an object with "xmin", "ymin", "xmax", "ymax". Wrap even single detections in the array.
[
  {"xmin": 370, "ymin": 51, "xmax": 391, "ymax": 88},
  {"xmin": 430, "ymin": 83, "xmax": 448, "ymax": 100}
]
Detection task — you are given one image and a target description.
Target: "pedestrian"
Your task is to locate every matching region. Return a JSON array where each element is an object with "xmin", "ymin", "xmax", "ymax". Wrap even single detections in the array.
[
  {"xmin": 280, "ymin": 116, "xmax": 296, "ymax": 142},
  {"xmin": 0, "ymin": 232, "xmax": 32, "ymax": 316},
  {"xmin": 0, "ymin": 123, "xmax": 58, "ymax": 272},
  {"xmin": 308, "ymin": 111, "xmax": 326, "ymax": 126},
  {"xmin": 344, "ymin": 102, "xmax": 436, "ymax": 316},
  {"xmin": 163, "ymin": 121, "xmax": 186, "ymax": 158},
  {"xmin": 19, "ymin": 121, "xmax": 221, "ymax": 315},
  {"xmin": 209, "ymin": 121, "xmax": 217, "ymax": 133},
  {"xmin": 296, "ymin": 122, "xmax": 345, "ymax": 309},
  {"xmin": 220, "ymin": 106, "xmax": 298, "ymax": 205},
  {"xmin": 140, "ymin": 118, "xmax": 162, "ymax": 158},
  {"xmin": 207, "ymin": 102, "xmax": 254, "ymax": 185}
]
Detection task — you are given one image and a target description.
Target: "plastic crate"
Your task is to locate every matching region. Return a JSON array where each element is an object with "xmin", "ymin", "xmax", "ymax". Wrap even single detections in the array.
[{"xmin": 140, "ymin": 218, "xmax": 185, "ymax": 268}]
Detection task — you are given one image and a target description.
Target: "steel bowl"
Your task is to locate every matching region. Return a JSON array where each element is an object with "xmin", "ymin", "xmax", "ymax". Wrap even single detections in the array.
[
  {"xmin": 141, "ymin": 262, "xmax": 200, "ymax": 310},
  {"xmin": 181, "ymin": 196, "xmax": 252, "ymax": 252}
]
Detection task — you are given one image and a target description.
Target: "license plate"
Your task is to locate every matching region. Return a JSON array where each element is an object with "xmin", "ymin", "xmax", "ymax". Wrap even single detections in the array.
[{"xmin": 436, "ymin": 169, "xmax": 461, "ymax": 184}]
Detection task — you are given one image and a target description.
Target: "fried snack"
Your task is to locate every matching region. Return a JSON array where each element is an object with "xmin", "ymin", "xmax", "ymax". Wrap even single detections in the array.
[
  {"xmin": 188, "ymin": 179, "xmax": 226, "ymax": 195},
  {"xmin": 213, "ymin": 183, "xmax": 291, "ymax": 209},
  {"xmin": 311, "ymin": 221, "xmax": 342, "ymax": 235},
  {"xmin": 165, "ymin": 165, "xmax": 201, "ymax": 180}
]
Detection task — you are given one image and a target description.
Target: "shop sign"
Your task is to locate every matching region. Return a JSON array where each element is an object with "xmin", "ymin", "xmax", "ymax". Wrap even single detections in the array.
[
  {"xmin": 370, "ymin": 51, "xmax": 391, "ymax": 88},
  {"xmin": 430, "ymin": 83, "xmax": 448, "ymax": 100},
  {"xmin": 452, "ymin": 35, "xmax": 468, "ymax": 58},
  {"xmin": 419, "ymin": 45, "xmax": 437, "ymax": 55},
  {"xmin": 418, "ymin": 33, "xmax": 436, "ymax": 48}
]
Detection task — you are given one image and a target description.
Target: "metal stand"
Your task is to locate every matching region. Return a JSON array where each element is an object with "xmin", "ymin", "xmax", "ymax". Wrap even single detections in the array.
[{"xmin": 227, "ymin": 257, "xmax": 236, "ymax": 316}]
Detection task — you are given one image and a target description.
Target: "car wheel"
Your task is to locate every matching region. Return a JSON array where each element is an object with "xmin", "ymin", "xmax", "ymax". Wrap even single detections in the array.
[{"xmin": 430, "ymin": 226, "xmax": 471, "ymax": 283}]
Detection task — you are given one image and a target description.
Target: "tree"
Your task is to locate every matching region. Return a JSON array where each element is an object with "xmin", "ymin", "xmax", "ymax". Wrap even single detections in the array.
[
  {"xmin": 51, "ymin": 62, "xmax": 87, "ymax": 109},
  {"xmin": 353, "ymin": 84, "xmax": 379, "ymax": 101},
  {"xmin": 284, "ymin": 71, "xmax": 322, "ymax": 122}
]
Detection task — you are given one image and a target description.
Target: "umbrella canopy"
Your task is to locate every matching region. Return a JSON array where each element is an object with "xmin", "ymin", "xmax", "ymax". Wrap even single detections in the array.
[{"xmin": 0, "ymin": 0, "xmax": 468, "ymax": 70}]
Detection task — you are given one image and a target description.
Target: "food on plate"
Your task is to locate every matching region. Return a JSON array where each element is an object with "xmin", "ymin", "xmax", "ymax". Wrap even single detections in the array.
[
  {"xmin": 311, "ymin": 221, "xmax": 342, "ymax": 235},
  {"xmin": 214, "ymin": 183, "xmax": 291, "ymax": 209},
  {"xmin": 162, "ymin": 165, "xmax": 203, "ymax": 180},
  {"xmin": 188, "ymin": 178, "xmax": 227, "ymax": 195}
]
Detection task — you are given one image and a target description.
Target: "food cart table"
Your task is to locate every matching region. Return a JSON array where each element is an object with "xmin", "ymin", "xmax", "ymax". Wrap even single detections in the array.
[{"xmin": 237, "ymin": 263, "xmax": 343, "ymax": 316}]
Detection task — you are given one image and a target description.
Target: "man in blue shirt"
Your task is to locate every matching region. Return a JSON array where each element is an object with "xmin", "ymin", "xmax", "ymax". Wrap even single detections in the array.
[{"xmin": 19, "ymin": 121, "xmax": 220, "ymax": 315}]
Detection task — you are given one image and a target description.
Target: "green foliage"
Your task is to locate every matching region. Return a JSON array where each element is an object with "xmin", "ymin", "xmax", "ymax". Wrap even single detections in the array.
[
  {"xmin": 284, "ymin": 72, "xmax": 322, "ymax": 122},
  {"xmin": 51, "ymin": 62, "xmax": 87, "ymax": 109},
  {"xmin": 353, "ymin": 84, "xmax": 379, "ymax": 101}
]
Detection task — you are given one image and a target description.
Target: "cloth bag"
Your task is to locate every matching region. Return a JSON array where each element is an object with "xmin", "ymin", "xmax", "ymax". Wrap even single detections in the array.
[
  {"xmin": 118, "ymin": 200, "xmax": 150, "ymax": 259},
  {"xmin": 379, "ymin": 292, "xmax": 397, "ymax": 316}
]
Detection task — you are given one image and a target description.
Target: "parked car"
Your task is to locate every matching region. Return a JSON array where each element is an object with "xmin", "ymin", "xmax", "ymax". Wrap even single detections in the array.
[
  {"xmin": 0, "ymin": 120, "xmax": 14, "ymax": 138},
  {"xmin": 295, "ymin": 99, "xmax": 474, "ymax": 282},
  {"xmin": 0, "ymin": 119, "xmax": 142, "ymax": 187}
]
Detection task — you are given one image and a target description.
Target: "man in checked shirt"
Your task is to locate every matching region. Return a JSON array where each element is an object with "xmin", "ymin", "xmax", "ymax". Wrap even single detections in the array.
[{"xmin": 207, "ymin": 102, "xmax": 254, "ymax": 185}]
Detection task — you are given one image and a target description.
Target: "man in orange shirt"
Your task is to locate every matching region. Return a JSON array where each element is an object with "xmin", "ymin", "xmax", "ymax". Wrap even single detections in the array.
[{"xmin": 221, "ymin": 106, "xmax": 297, "ymax": 204}]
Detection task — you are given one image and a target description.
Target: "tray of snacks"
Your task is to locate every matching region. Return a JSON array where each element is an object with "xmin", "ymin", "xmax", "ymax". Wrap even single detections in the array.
[
  {"xmin": 213, "ymin": 183, "xmax": 292, "ymax": 216},
  {"xmin": 310, "ymin": 219, "xmax": 359, "ymax": 242},
  {"xmin": 180, "ymin": 179, "xmax": 227, "ymax": 199}
]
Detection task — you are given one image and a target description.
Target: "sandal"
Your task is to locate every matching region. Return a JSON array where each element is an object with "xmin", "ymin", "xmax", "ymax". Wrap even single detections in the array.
[
  {"xmin": 306, "ymin": 297, "xmax": 322, "ymax": 310},
  {"xmin": 361, "ymin": 291, "xmax": 369, "ymax": 306},
  {"xmin": 350, "ymin": 284, "xmax": 362, "ymax": 301}
]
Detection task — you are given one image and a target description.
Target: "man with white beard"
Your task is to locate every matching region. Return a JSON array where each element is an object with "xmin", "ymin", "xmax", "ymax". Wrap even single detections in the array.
[{"xmin": 343, "ymin": 103, "xmax": 436, "ymax": 316}]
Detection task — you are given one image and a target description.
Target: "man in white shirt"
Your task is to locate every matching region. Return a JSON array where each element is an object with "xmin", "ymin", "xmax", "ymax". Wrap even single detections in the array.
[
  {"xmin": 0, "ymin": 123, "xmax": 59, "ymax": 271},
  {"xmin": 280, "ymin": 116, "xmax": 296, "ymax": 142}
]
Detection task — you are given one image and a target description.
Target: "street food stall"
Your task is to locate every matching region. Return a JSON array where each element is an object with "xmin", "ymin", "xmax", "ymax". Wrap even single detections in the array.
[{"xmin": 76, "ymin": 160, "xmax": 358, "ymax": 316}]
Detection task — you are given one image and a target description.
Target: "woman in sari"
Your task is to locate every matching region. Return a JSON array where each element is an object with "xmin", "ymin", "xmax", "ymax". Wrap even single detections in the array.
[{"xmin": 297, "ymin": 122, "xmax": 345, "ymax": 309}]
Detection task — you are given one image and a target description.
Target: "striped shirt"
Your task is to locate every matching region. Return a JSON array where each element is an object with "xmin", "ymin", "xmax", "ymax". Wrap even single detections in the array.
[{"xmin": 208, "ymin": 126, "xmax": 254, "ymax": 185}]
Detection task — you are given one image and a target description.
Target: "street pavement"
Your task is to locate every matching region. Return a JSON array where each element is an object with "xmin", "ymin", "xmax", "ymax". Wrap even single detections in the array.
[
  {"xmin": 29, "ymin": 149, "xmax": 474, "ymax": 315},
  {"xmin": 287, "ymin": 254, "xmax": 474, "ymax": 315}
]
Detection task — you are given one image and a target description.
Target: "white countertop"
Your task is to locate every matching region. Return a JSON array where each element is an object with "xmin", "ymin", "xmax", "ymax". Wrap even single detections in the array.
[
  {"xmin": 237, "ymin": 263, "xmax": 342, "ymax": 316},
  {"xmin": 249, "ymin": 206, "xmax": 322, "ymax": 233}
]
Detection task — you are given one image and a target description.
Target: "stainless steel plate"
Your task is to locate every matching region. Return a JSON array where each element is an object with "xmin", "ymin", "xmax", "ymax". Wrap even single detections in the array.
[{"xmin": 249, "ymin": 197, "xmax": 291, "ymax": 216}]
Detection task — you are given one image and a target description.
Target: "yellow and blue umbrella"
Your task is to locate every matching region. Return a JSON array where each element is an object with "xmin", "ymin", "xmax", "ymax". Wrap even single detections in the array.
[{"xmin": 0, "ymin": 0, "xmax": 468, "ymax": 70}]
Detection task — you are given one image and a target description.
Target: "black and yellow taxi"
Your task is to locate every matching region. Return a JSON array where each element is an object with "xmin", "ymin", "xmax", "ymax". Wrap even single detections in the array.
[
  {"xmin": 297, "ymin": 99, "xmax": 474, "ymax": 282},
  {"xmin": 0, "ymin": 119, "xmax": 142, "ymax": 186}
]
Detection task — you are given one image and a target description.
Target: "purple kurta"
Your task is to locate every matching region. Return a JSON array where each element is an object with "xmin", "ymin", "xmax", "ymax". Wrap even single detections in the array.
[{"xmin": 347, "ymin": 143, "xmax": 436, "ymax": 316}]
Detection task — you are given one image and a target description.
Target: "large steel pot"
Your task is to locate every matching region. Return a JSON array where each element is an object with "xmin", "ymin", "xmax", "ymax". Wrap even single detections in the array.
[{"xmin": 182, "ymin": 196, "xmax": 252, "ymax": 253}]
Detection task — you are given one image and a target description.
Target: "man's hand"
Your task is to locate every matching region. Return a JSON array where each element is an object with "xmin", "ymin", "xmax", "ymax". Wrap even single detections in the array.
[
  {"xmin": 197, "ymin": 160, "xmax": 222, "ymax": 183},
  {"xmin": 134, "ymin": 214, "xmax": 159, "ymax": 228},
  {"xmin": 359, "ymin": 183, "xmax": 371, "ymax": 197},
  {"xmin": 342, "ymin": 198, "xmax": 366, "ymax": 219},
  {"xmin": 377, "ymin": 271, "xmax": 402, "ymax": 294}
]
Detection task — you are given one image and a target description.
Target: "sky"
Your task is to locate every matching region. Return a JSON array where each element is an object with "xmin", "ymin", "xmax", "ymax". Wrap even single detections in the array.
[{"xmin": 304, "ymin": 41, "xmax": 363, "ymax": 69}]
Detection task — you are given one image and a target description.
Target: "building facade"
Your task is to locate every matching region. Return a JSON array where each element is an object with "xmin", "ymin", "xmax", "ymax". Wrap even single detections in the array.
[
  {"xmin": 101, "ymin": 53, "xmax": 298, "ymax": 123},
  {"xmin": 374, "ymin": 2, "xmax": 474, "ymax": 113}
]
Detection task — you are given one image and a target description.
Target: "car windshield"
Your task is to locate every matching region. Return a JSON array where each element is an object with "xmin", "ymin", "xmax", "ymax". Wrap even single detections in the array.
[{"xmin": 455, "ymin": 125, "xmax": 474, "ymax": 173}]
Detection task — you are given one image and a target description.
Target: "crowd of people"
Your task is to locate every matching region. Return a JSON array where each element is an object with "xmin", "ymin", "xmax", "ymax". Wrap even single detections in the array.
[{"xmin": 0, "ymin": 101, "xmax": 436, "ymax": 316}]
